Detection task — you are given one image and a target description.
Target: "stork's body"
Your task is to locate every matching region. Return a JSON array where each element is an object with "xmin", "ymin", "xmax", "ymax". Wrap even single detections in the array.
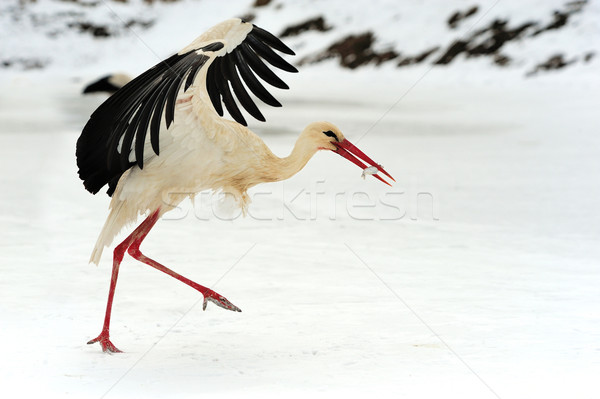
[{"xmin": 78, "ymin": 19, "xmax": 393, "ymax": 353}]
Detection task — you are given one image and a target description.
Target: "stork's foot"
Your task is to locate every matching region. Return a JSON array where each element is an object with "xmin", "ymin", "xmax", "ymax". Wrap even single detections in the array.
[
  {"xmin": 87, "ymin": 332, "xmax": 123, "ymax": 353},
  {"xmin": 202, "ymin": 289, "xmax": 242, "ymax": 312}
]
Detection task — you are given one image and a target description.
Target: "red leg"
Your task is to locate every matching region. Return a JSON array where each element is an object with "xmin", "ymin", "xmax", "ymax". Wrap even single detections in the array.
[
  {"xmin": 89, "ymin": 208, "xmax": 240, "ymax": 353},
  {"xmin": 88, "ymin": 209, "xmax": 159, "ymax": 353},
  {"xmin": 126, "ymin": 212, "xmax": 241, "ymax": 313}
]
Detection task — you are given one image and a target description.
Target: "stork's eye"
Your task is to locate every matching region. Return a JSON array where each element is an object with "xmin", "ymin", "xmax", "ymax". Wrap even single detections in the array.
[{"xmin": 323, "ymin": 130, "xmax": 339, "ymax": 142}]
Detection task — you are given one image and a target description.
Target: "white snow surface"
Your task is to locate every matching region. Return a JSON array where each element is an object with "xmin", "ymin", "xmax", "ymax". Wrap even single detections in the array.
[{"xmin": 1, "ymin": 1, "xmax": 600, "ymax": 398}]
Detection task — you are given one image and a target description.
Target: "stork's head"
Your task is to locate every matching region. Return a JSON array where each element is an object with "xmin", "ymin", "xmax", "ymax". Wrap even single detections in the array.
[{"xmin": 303, "ymin": 121, "xmax": 395, "ymax": 186}]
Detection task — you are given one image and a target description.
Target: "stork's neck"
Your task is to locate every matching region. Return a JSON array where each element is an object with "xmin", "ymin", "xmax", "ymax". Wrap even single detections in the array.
[{"xmin": 268, "ymin": 133, "xmax": 318, "ymax": 183}]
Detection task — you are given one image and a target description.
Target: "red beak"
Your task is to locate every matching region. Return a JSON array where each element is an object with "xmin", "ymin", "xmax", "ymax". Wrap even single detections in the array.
[{"xmin": 333, "ymin": 139, "xmax": 395, "ymax": 186}]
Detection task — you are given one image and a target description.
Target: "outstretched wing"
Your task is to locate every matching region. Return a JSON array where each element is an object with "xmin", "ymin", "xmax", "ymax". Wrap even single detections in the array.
[{"xmin": 76, "ymin": 19, "xmax": 296, "ymax": 197}]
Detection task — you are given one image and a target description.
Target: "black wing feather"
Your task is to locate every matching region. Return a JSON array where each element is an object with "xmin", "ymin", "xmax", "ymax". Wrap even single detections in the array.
[
  {"xmin": 246, "ymin": 35, "xmax": 298, "ymax": 73},
  {"xmin": 239, "ymin": 43, "xmax": 289, "ymax": 89},
  {"xmin": 224, "ymin": 58, "xmax": 265, "ymax": 122},
  {"xmin": 150, "ymin": 81, "xmax": 172, "ymax": 155},
  {"xmin": 185, "ymin": 56, "xmax": 209, "ymax": 91},
  {"xmin": 136, "ymin": 73, "xmax": 177, "ymax": 158},
  {"xmin": 125, "ymin": 106, "xmax": 144, "ymax": 169},
  {"xmin": 214, "ymin": 58, "xmax": 247, "ymax": 126},
  {"xmin": 76, "ymin": 50, "xmax": 208, "ymax": 195},
  {"xmin": 76, "ymin": 22, "xmax": 296, "ymax": 197},
  {"xmin": 251, "ymin": 25, "xmax": 295, "ymax": 55},
  {"xmin": 205, "ymin": 24, "xmax": 298, "ymax": 121},
  {"xmin": 233, "ymin": 50, "xmax": 282, "ymax": 107},
  {"xmin": 206, "ymin": 60, "xmax": 224, "ymax": 116},
  {"xmin": 135, "ymin": 93, "xmax": 157, "ymax": 161}
]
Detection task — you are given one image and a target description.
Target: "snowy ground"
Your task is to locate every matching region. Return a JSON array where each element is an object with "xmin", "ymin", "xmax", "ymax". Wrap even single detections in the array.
[
  {"xmin": 1, "ymin": 1, "xmax": 600, "ymax": 398},
  {"xmin": 1, "ymin": 67, "xmax": 599, "ymax": 398}
]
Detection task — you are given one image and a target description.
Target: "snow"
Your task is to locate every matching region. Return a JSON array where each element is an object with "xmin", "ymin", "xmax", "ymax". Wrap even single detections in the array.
[
  {"xmin": 2, "ymin": 0, "xmax": 599, "ymax": 77},
  {"xmin": 1, "ymin": 1, "xmax": 600, "ymax": 398}
]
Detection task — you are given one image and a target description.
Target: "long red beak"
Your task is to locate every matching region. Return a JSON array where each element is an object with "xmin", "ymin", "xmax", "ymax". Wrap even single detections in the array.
[{"xmin": 333, "ymin": 139, "xmax": 395, "ymax": 186}]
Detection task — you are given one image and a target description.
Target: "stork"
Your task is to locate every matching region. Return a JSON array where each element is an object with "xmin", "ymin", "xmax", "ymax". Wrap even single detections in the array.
[
  {"xmin": 82, "ymin": 73, "xmax": 132, "ymax": 95},
  {"xmin": 77, "ymin": 18, "xmax": 394, "ymax": 353}
]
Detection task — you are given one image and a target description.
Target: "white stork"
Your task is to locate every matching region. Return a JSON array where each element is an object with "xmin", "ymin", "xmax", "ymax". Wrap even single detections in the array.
[{"xmin": 77, "ymin": 18, "xmax": 394, "ymax": 353}]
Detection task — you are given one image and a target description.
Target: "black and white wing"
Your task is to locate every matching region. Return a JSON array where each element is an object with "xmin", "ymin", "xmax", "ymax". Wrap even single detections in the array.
[{"xmin": 76, "ymin": 19, "xmax": 297, "ymax": 197}]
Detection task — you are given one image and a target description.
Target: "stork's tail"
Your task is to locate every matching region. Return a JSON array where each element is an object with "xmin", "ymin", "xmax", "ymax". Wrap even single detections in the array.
[{"xmin": 90, "ymin": 200, "xmax": 129, "ymax": 265}]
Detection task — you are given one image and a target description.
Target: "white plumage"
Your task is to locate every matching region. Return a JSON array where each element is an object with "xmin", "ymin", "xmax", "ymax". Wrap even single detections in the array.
[{"xmin": 77, "ymin": 18, "xmax": 394, "ymax": 353}]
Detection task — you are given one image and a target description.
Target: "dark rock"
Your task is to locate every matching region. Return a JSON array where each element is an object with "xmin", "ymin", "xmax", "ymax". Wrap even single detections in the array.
[
  {"xmin": 493, "ymin": 53, "xmax": 511, "ymax": 66},
  {"xmin": 375, "ymin": 49, "xmax": 400, "ymax": 65},
  {"xmin": 448, "ymin": 5, "xmax": 479, "ymax": 29},
  {"xmin": 526, "ymin": 54, "xmax": 576, "ymax": 76},
  {"xmin": 434, "ymin": 2, "xmax": 587, "ymax": 68},
  {"xmin": 329, "ymin": 32, "xmax": 376, "ymax": 69},
  {"xmin": 435, "ymin": 18, "xmax": 536, "ymax": 64},
  {"xmin": 299, "ymin": 32, "xmax": 398, "ymax": 69},
  {"xmin": 464, "ymin": 6, "xmax": 479, "ymax": 19},
  {"xmin": 397, "ymin": 47, "xmax": 439, "ymax": 67},
  {"xmin": 280, "ymin": 16, "xmax": 331, "ymax": 38},
  {"xmin": 434, "ymin": 40, "xmax": 469, "ymax": 64},
  {"xmin": 414, "ymin": 47, "xmax": 439, "ymax": 63},
  {"xmin": 68, "ymin": 21, "xmax": 111, "ymax": 37},
  {"xmin": 253, "ymin": 0, "xmax": 271, "ymax": 7},
  {"xmin": 66, "ymin": 17, "xmax": 153, "ymax": 38},
  {"xmin": 124, "ymin": 19, "xmax": 154, "ymax": 29},
  {"xmin": 469, "ymin": 20, "xmax": 536, "ymax": 56},
  {"xmin": 448, "ymin": 11, "xmax": 461, "ymax": 29},
  {"xmin": 532, "ymin": 10, "xmax": 569, "ymax": 36}
]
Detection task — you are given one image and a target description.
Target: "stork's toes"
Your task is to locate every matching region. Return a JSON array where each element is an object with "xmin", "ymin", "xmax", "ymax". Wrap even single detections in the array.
[
  {"xmin": 87, "ymin": 333, "xmax": 123, "ymax": 353},
  {"xmin": 203, "ymin": 290, "xmax": 242, "ymax": 312}
]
